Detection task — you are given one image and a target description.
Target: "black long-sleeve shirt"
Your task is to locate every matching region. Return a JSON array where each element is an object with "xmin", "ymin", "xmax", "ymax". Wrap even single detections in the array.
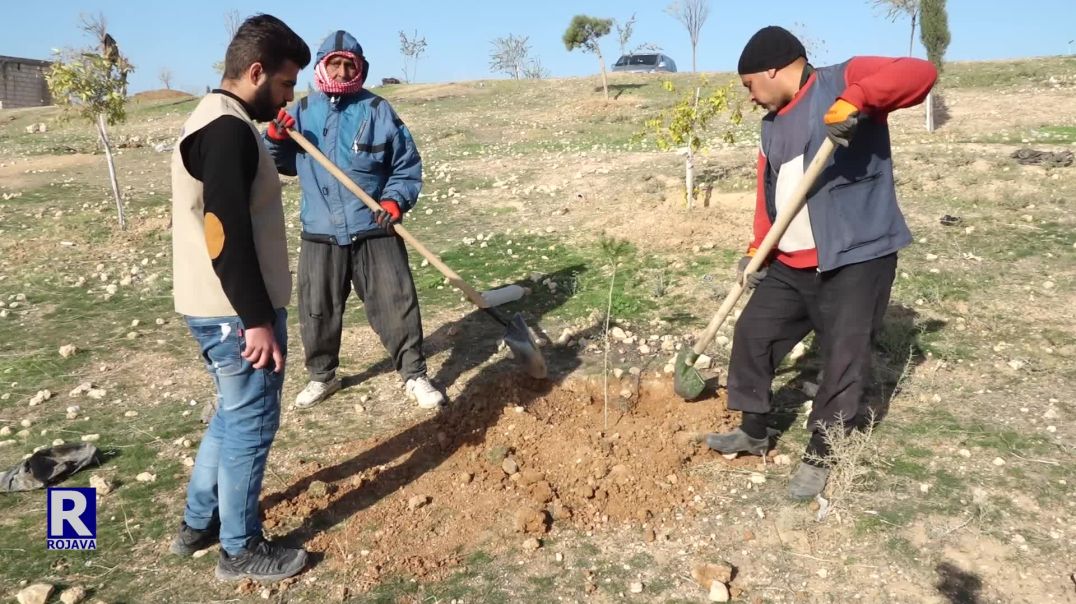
[{"xmin": 179, "ymin": 90, "xmax": 275, "ymax": 327}]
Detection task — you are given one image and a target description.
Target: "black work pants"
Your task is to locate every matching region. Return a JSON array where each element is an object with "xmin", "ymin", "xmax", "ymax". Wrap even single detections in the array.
[
  {"xmin": 726, "ymin": 254, "xmax": 897, "ymax": 450},
  {"xmin": 298, "ymin": 234, "xmax": 427, "ymax": 383}
]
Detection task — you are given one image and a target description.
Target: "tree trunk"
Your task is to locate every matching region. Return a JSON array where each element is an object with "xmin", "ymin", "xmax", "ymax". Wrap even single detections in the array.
[
  {"xmin": 97, "ymin": 114, "xmax": 126, "ymax": 230},
  {"xmin": 685, "ymin": 150, "xmax": 696, "ymax": 210},
  {"xmin": 908, "ymin": 12, "xmax": 918, "ymax": 56},
  {"xmin": 685, "ymin": 86, "xmax": 700, "ymax": 208},
  {"xmin": 692, "ymin": 43, "xmax": 697, "ymax": 73},
  {"xmin": 925, "ymin": 90, "xmax": 935, "ymax": 132},
  {"xmin": 597, "ymin": 50, "xmax": 609, "ymax": 99}
]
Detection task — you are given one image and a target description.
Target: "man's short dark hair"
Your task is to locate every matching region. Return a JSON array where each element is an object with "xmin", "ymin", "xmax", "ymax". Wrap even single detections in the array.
[{"xmin": 223, "ymin": 14, "xmax": 310, "ymax": 80}]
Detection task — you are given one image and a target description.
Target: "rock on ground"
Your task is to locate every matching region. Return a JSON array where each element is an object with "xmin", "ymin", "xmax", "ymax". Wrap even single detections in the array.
[{"xmin": 17, "ymin": 584, "xmax": 54, "ymax": 604}]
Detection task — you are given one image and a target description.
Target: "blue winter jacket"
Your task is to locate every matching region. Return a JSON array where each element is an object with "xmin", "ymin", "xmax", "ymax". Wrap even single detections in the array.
[{"xmin": 264, "ymin": 32, "xmax": 422, "ymax": 244}]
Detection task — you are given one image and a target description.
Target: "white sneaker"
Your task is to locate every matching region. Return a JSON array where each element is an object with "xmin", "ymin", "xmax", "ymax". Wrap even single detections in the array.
[
  {"xmin": 405, "ymin": 376, "xmax": 445, "ymax": 409},
  {"xmin": 294, "ymin": 378, "xmax": 341, "ymax": 409}
]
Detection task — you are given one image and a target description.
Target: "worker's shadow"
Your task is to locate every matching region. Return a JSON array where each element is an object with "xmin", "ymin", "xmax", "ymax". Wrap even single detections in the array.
[
  {"xmin": 766, "ymin": 303, "xmax": 945, "ymax": 436},
  {"xmin": 339, "ymin": 264, "xmax": 587, "ymax": 392},
  {"xmin": 263, "ymin": 265, "xmax": 600, "ymax": 559}
]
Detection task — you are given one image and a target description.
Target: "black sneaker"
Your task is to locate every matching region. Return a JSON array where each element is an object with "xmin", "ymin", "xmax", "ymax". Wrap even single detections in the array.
[
  {"xmin": 215, "ymin": 537, "xmax": 308, "ymax": 582},
  {"xmin": 169, "ymin": 520, "xmax": 219, "ymax": 556}
]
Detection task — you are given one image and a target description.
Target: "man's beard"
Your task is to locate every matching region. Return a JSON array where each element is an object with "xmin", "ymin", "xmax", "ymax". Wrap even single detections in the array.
[{"xmin": 251, "ymin": 80, "xmax": 280, "ymax": 122}]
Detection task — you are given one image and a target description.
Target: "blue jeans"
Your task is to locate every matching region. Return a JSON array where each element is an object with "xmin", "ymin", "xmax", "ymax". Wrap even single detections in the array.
[{"xmin": 182, "ymin": 308, "xmax": 287, "ymax": 555}]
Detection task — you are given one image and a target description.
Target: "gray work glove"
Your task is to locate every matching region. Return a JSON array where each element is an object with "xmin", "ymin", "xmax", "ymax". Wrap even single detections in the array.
[{"xmin": 737, "ymin": 255, "xmax": 768, "ymax": 289}]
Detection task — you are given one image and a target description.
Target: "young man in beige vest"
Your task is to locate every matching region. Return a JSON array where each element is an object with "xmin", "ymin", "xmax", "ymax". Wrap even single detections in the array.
[{"xmin": 169, "ymin": 14, "xmax": 312, "ymax": 582}]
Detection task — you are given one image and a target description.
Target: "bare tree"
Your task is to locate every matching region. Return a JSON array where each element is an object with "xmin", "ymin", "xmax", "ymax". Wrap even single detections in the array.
[
  {"xmin": 616, "ymin": 13, "xmax": 662, "ymax": 57},
  {"xmin": 616, "ymin": 13, "xmax": 637, "ymax": 57},
  {"xmin": 522, "ymin": 57, "xmax": 550, "ymax": 80},
  {"xmin": 213, "ymin": 10, "xmax": 243, "ymax": 75},
  {"xmin": 489, "ymin": 34, "xmax": 531, "ymax": 79},
  {"xmin": 399, "ymin": 29, "xmax": 428, "ymax": 83},
  {"xmin": 665, "ymin": 0, "xmax": 710, "ymax": 72},
  {"xmin": 223, "ymin": 9, "xmax": 241, "ymax": 38},
  {"xmin": 159, "ymin": 67, "xmax": 173, "ymax": 90},
  {"xmin": 872, "ymin": 0, "xmax": 920, "ymax": 56}
]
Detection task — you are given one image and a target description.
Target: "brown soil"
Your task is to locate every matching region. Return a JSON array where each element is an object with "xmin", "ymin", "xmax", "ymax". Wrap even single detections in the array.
[
  {"xmin": 131, "ymin": 89, "xmax": 194, "ymax": 102},
  {"xmin": 261, "ymin": 375, "xmax": 739, "ymax": 591}
]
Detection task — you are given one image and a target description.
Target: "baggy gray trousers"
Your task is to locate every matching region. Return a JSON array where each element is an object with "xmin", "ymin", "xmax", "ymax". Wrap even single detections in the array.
[{"xmin": 298, "ymin": 233, "xmax": 427, "ymax": 383}]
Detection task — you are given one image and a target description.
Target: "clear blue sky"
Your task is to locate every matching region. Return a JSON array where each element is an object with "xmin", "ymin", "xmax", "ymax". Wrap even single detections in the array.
[{"xmin": 5, "ymin": 0, "xmax": 1073, "ymax": 93}]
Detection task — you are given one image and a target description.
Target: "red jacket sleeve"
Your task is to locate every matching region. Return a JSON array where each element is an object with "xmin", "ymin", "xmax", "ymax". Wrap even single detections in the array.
[
  {"xmin": 839, "ymin": 56, "xmax": 937, "ymax": 117},
  {"xmin": 747, "ymin": 149, "xmax": 770, "ymax": 256}
]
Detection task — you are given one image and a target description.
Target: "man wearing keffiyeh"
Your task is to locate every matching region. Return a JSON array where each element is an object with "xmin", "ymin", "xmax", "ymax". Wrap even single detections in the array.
[{"xmin": 264, "ymin": 30, "xmax": 445, "ymax": 411}]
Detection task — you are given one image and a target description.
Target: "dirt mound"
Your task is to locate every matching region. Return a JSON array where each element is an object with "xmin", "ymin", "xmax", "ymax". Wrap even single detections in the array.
[
  {"xmin": 131, "ymin": 89, "xmax": 194, "ymax": 102},
  {"xmin": 262, "ymin": 376, "xmax": 739, "ymax": 590}
]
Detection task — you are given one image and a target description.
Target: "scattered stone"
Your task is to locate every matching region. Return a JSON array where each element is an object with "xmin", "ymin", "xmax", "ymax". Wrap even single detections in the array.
[
  {"xmin": 407, "ymin": 495, "xmax": 430, "ymax": 511},
  {"xmin": 522, "ymin": 537, "xmax": 541, "ymax": 551},
  {"xmin": 69, "ymin": 382, "xmax": 93, "ymax": 397},
  {"xmin": 306, "ymin": 481, "xmax": 330, "ymax": 498},
  {"xmin": 59, "ymin": 345, "xmax": 78, "ymax": 358},
  {"xmin": 124, "ymin": 410, "xmax": 138, "ymax": 418},
  {"xmin": 81, "ymin": 434, "xmax": 100, "ymax": 443},
  {"xmin": 192, "ymin": 548, "xmax": 210, "ymax": 558},
  {"xmin": 485, "ymin": 445, "xmax": 510, "ymax": 465},
  {"xmin": 773, "ymin": 454, "xmax": 791, "ymax": 466},
  {"xmin": 135, "ymin": 472, "xmax": 156, "ymax": 483},
  {"xmin": 611, "ymin": 326, "xmax": 627, "ymax": 340},
  {"xmin": 693, "ymin": 354, "xmax": 712, "ymax": 370},
  {"xmin": 59, "ymin": 585, "xmax": 87, "ymax": 604},
  {"xmin": 643, "ymin": 527, "xmax": 656, "ymax": 542},
  {"xmin": 992, "ymin": 457, "xmax": 1006, "ymax": 467},
  {"xmin": 17, "ymin": 583, "xmax": 54, "ymax": 604},
  {"xmin": 749, "ymin": 472, "xmax": 766, "ymax": 485},
  {"xmin": 958, "ymin": 448, "xmax": 971, "ymax": 458},
  {"xmin": 90, "ymin": 474, "xmax": 113, "ymax": 495},
  {"xmin": 555, "ymin": 552, "xmax": 564, "ymax": 563},
  {"xmin": 692, "ymin": 561, "xmax": 734, "ymax": 588},
  {"xmin": 87, "ymin": 388, "xmax": 107, "ymax": 400},
  {"xmin": 709, "ymin": 581, "xmax": 731, "ymax": 602},
  {"xmin": 459, "ymin": 472, "xmax": 473, "ymax": 485},
  {"xmin": 259, "ymin": 588, "xmax": 272, "ymax": 600},
  {"xmin": 52, "ymin": 438, "xmax": 65, "ymax": 446},
  {"xmin": 630, "ymin": 581, "xmax": 644, "ymax": 594},
  {"xmin": 501, "ymin": 457, "xmax": 519, "ymax": 475},
  {"xmin": 0, "ymin": 426, "xmax": 10, "ymax": 436},
  {"xmin": 613, "ymin": 368, "xmax": 624, "ymax": 379},
  {"xmin": 28, "ymin": 389, "xmax": 52, "ymax": 406}
]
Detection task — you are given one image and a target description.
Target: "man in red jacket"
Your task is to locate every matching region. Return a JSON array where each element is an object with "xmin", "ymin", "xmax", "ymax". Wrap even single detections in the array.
[{"xmin": 705, "ymin": 26, "xmax": 937, "ymax": 500}]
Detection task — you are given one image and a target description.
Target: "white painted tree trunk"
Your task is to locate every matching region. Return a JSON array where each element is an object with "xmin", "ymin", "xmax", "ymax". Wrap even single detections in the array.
[
  {"xmin": 685, "ymin": 150, "xmax": 695, "ymax": 209},
  {"xmin": 97, "ymin": 114, "xmax": 126, "ymax": 230},
  {"xmin": 685, "ymin": 86, "xmax": 701, "ymax": 208},
  {"xmin": 925, "ymin": 90, "xmax": 935, "ymax": 132},
  {"xmin": 597, "ymin": 51, "xmax": 609, "ymax": 99}
]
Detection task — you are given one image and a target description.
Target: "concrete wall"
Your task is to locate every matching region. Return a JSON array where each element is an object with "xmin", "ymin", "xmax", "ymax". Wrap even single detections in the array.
[{"xmin": 0, "ymin": 56, "xmax": 53, "ymax": 109}]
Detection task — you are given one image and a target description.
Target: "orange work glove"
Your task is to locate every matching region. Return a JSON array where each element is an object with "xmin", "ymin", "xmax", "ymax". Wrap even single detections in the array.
[{"xmin": 823, "ymin": 98, "xmax": 861, "ymax": 147}]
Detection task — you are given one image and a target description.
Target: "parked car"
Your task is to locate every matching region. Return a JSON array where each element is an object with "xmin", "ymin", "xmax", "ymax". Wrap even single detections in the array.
[{"xmin": 611, "ymin": 53, "xmax": 677, "ymax": 73}]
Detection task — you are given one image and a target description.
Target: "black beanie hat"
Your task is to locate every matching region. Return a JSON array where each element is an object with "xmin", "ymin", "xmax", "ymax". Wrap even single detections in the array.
[{"xmin": 737, "ymin": 26, "xmax": 806, "ymax": 75}]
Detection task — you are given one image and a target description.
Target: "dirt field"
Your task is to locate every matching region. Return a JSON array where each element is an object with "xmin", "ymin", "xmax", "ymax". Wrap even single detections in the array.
[{"xmin": 1, "ymin": 57, "xmax": 1074, "ymax": 603}]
